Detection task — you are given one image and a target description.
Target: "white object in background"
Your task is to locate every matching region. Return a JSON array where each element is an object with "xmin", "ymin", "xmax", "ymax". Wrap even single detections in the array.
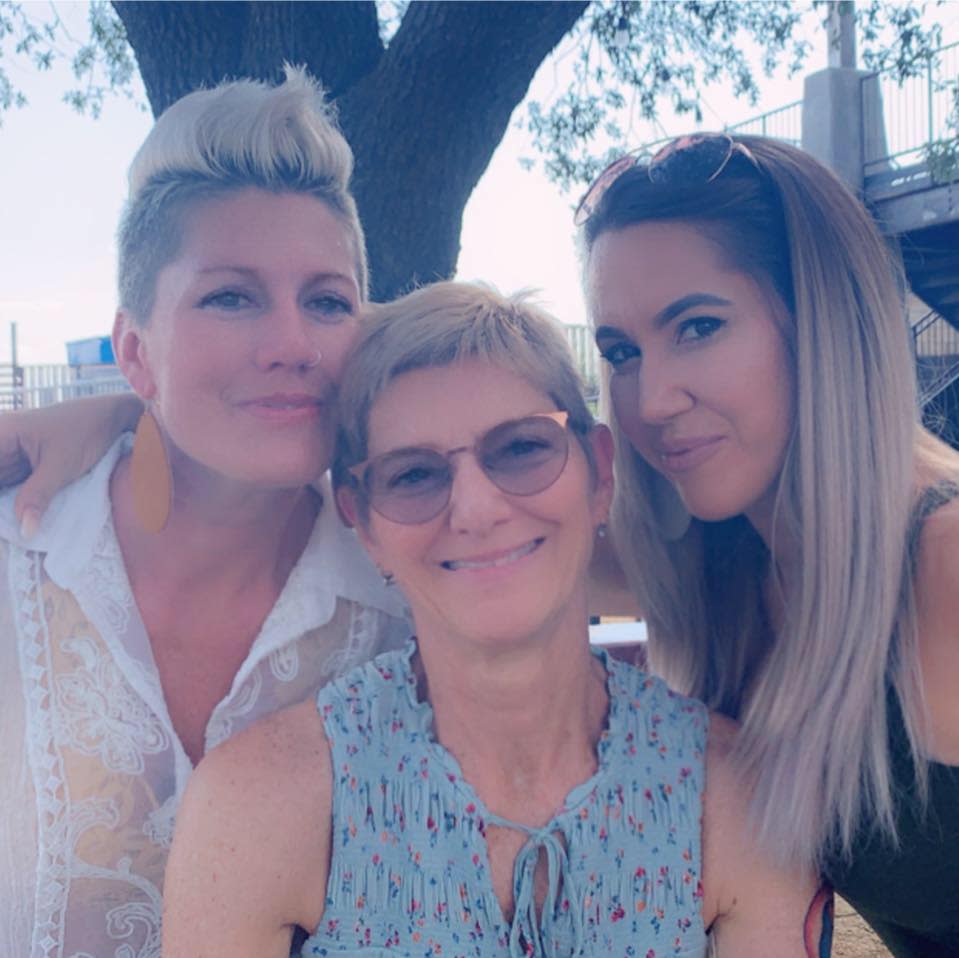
[{"xmin": 589, "ymin": 620, "xmax": 648, "ymax": 646}]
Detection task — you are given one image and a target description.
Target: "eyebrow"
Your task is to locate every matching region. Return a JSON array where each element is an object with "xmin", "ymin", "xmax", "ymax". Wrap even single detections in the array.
[
  {"xmin": 370, "ymin": 410, "xmax": 557, "ymax": 461},
  {"xmin": 196, "ymin": 266, "xmax": 356, "ymax": 287},
  {"xmin": 595, "ymin": 292, "xmax": 733, "ymax": 340}
]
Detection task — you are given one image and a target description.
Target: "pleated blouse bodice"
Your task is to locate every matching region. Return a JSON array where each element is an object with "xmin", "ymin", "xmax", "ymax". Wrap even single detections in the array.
[{"xmin": 305, "ymin": 641, "xmax": 709, "ymax": 958}]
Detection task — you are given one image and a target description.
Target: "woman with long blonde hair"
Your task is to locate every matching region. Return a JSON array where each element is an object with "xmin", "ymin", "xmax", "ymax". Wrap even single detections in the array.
[{"xmin": 577, "ymin": 132, "xmax": 959, "ymax": 956}]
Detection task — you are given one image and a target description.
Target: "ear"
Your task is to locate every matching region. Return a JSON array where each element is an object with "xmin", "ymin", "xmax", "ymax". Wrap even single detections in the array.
[
  {"xmin": 112, "ymin": 310, "xmax": 157, "ymax": 401},
  {"xmin": 335, "ymin": 483, "xmax": 385, "ymax": 557},
  {"xmin": 334, "ymin": 484, "xmax": 359, "ymax": 529},
  {"xmin": 589, "ymin": 423, "xmax": 616, "ymax": 522}
]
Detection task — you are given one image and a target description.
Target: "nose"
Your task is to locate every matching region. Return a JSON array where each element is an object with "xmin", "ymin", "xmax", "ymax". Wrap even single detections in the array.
[
  {"xmin": 635, "ymin": 358, "xmax": 694, "ymax": 425},
  {"xmin": 254, "ymin": 298, "xmax": 322, "ymax": 371},
  {"xmin": 446, "ymin": 454, "xmax": 513, "ymax": 536}
]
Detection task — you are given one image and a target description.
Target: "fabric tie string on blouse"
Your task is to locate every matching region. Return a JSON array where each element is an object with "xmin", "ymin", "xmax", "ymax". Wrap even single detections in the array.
[{"xmin": 483, "ymin": 811, "xmax": 585, "ymax": 958}]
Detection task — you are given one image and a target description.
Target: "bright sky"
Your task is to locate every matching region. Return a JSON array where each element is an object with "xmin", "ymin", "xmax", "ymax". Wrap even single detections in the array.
[{"xmin": 0, "ymin": 3, "xmax": 955, "ymax": 365}]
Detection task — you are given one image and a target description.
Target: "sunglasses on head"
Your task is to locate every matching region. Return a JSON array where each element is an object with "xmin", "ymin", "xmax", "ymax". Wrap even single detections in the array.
[
  {"xmin": 349, "ymin": 411, "xmax": 572, "ymax": 525},
  {"xmin": 573, "ymin": 132, "xmax": 759, "ymax": 227}
]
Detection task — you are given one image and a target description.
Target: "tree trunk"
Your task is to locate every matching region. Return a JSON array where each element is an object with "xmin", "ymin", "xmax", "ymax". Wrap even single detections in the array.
[{"xmin": 111, "ymin": 0, "xmax": 587, "ymax": 301}]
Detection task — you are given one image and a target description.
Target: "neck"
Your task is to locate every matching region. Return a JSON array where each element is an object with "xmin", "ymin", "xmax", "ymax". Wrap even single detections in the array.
[
  {"xmin": 110, "ymin": 453, "xmax": 319, "ymax": 592},
  {"xmin": 413, "ymin": 591, "xmax": 609, "ymax": 815}
]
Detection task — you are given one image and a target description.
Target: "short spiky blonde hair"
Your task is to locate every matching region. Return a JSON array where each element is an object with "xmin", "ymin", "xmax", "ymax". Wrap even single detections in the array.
[{"xmin": 117, "ymin": 66, "xmax": 367, "ymax": 323}]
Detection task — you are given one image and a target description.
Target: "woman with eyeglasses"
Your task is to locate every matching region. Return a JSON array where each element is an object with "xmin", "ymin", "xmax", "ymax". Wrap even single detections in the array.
[
  {"xmin": 577, "ymin": 132, "xmax": 959, "ymax": 957},
  {"xmin": 160, "ymin": 281, "xmax": 827, "ymax": 957}
]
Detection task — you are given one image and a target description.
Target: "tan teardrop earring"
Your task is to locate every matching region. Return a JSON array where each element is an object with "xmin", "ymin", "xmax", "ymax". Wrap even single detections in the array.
[{"xmin": 130, "ymin": 408, "xmax": 173, "ymax": 534}]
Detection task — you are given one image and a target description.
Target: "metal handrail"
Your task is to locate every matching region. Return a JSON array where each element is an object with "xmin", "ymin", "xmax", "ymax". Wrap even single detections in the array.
[
  {"xmin": 912, "ymin": 308, "xmax": 959, "ymax": 406},
  {"xmin": 0, "ymin": 375, "xmax": 131, "ymax": 411},
  {"xmin": 613, "ymin": 100, "xmax": 804, "ymax": 164},
  {"xmin": 863, "ymin": 40, "xmax": 959, "ymax": 175},
  {"xmin": 726, "ymin": 100, "xmax": 803, "ymax": 146}
]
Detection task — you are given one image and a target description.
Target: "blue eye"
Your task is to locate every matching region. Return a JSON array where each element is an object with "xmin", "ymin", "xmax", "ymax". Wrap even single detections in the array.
[
  {"xmin": 598, "ymin": 339, "xmax": 641, "ymax": 370},
  {"xmin": 676, "ymin": 316, "xmax": 724, "ymax": 343},
  {"xmin": 199, "ymin": 289, "xmax": 254, "ymax": 310},
  {"xmin": 387, "ymin": 465, "xmax": 440, "ymax": 489},
  {"xmin": 484, "ymin": 423, "xmax": 563, "ymax": 475},
  {"xmin": 372, "ymin": 453, "xmax": 450, "ymax": 498},
  {"xmin": 307, "ymin": 294, "xmax": 355, "ymax": 322}
]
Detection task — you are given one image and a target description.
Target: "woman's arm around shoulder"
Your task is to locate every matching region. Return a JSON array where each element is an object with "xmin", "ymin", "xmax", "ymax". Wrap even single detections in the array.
[
  {"xmin": 701, "ymin": 713, "xmax": 831, "ymax": 958},
  {"xmin": 0, "ymin": 393, "xmax": 143, "ymax": 537},
  {"xmin": 162, "ymin": 698, "xmax": 333, "ymax": 958}
]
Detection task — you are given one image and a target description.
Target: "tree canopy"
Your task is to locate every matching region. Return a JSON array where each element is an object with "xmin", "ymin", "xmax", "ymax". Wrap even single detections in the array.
[{"xmin": 0, "ymin": 0, "xmax": 948, "ymax": 300}]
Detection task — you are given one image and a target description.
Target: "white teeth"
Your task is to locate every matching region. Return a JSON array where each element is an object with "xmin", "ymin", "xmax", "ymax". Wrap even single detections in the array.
[{"xmin": 444, "ymin": 539, "xmax": 540, "ymax": 571}]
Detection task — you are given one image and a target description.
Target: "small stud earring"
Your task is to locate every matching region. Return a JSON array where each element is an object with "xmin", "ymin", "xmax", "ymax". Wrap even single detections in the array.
[
  {"xmin": 381, "ymin": 570, "xmax": 396, "ymax": 587},
  {"xmin": 596, "ymin": 522, "xmax": 608, "ymax": 539}
]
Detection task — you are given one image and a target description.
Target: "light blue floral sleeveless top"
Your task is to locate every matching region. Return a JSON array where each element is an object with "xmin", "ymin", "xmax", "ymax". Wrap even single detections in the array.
[{"xmin": 303, "ymin": 641, "xmax": 708, "ymax": 958}]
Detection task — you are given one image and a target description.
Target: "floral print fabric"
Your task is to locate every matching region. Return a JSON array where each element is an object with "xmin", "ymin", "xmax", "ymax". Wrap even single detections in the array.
[{"xmin": 305, "ymin": 642, "xmax": 709, "ymax": 958}]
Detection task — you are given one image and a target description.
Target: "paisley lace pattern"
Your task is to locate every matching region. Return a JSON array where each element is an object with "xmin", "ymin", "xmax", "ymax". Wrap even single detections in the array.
[
  {"xmin": 2, "ymin": 445, "xmax": 411, "ymax": 958},
  {"xmin": 56, "ymin": 636, "xmax": 170, "ymax": 775}
]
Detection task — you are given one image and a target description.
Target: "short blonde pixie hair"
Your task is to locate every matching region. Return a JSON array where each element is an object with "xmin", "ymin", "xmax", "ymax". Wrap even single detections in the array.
[
  {"xmin": 118, "ymin": 65, "xmax": 366, "ymax": 324},
  {"xmin": 334, "ymin": 281, "xmax": 596, "ymax": 517}
]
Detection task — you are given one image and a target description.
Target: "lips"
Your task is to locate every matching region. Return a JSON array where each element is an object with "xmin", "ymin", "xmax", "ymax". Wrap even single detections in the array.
[
  {"xmin": 656, "ymin": 435, "xmax": 725, "ymax": 473},
  {"xmin": 441, "ymin": 537, "xmax": 543, "ymax": 572},
  {"xmin": 238, "ymin": 393, "xmax": 326, "ymax": 420}
]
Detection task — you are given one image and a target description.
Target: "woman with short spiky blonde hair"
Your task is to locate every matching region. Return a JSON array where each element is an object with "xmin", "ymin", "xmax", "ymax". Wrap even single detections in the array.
[{"xmin": 0, "ymin": 68, "xmax": 408, "ymax": 958}]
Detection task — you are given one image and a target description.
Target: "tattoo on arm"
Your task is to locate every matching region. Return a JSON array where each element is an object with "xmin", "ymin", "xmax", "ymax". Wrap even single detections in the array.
[{"xmin": 803, "ymin": 884, "xmax": 834, "ymax": 958}]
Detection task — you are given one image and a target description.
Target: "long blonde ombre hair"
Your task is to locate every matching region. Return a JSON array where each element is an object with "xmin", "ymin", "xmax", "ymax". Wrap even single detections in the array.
[{"xmin": 581, "ymin": 135, "xmax": 957, "ymax": 868}]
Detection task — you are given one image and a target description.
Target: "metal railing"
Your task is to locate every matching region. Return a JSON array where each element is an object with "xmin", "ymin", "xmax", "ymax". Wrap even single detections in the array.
[
  {"xmin": 616, "ymin": 101, "xmax": 804, "ymax": 164},
  {"xmin": 0, "ymin": 364, "xmax": 131, "ymax": 410},
  {"xmin": 863, "ymin": 40, "xmax": 959, "ymax": 192},
  {"xmin": 564, "ymin": 324, "xmax": 600, "ymax": 395},
  {"xmin": 726, "ymin": 100, "xmax": 803, "ymax": 147},
  {"xmin": 912, "ymin": 309, "xmax": 959, "ymax": 406}
]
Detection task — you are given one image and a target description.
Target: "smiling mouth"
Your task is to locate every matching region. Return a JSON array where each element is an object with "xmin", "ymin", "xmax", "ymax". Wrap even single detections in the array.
[
  {"xmin": 441, "ymin": 538, "xmax": 544, "ymax": 572},
  {"xmin": 245, "ymin": 396, "xmax": 323, "ymax": 409},
  {"xmin": 657, "ymin": 437, "xmax": 724, "ymax": 473}
]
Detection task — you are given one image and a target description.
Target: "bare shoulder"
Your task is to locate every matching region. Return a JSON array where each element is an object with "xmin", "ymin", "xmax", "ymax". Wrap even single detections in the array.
[
  {"xmin": 702, "ymin": 711, "xmax": 741, "ymax": 804},
  {"xmin": 701, "ymin": 712, "xmax": 749, "ymax": 916},
  {"xmin": 198, "ymin": 696, "xmax": 329, "ymax": 784},
  {"xmin": 914, "ymin": 491, "xmax": 959, "ymax": 606},
  {"xmin": 912, "ymin": 492, "xmax": 959, "ymax": 759},
  {"xmin": 163, "ymin": 698, "xmax": 332, "ymax": 956},
  {"xmin": 701, "ymin": 713, "xmax": 821, "ymax": 957},
  {"xmin": 183, "ymin": 696, "xmax": 332, "ymax": 871}
]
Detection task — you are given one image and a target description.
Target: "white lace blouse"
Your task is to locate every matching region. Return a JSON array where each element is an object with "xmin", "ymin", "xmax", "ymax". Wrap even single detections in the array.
[{"xmin": 0, "ymin": 437, "xmax": 411, "ymax": 958}]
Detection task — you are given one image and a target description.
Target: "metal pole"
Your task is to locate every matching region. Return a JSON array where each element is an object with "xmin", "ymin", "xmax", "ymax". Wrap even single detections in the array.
[{"xmin": 828, "ymin": 1, "xmax": 857, "ymax": 70}]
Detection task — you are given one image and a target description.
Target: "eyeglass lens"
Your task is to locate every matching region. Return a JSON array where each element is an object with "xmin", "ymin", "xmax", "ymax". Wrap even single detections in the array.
[{"xmin": 363, "ymin": 414, "xmax": 570, "ymax": 524}]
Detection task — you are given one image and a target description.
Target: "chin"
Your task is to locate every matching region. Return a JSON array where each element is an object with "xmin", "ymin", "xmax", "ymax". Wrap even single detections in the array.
[{"xmin": 213, "ymin": 456, "xmax": 326, "ymax": 489}]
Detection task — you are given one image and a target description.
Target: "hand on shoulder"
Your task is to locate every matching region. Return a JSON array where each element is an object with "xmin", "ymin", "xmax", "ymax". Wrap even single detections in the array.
[
  {"xmin": 0, "ymin": 394, "xmax": 143, "ymax": 538},
  {"xmin": 162, "ymin": 698, "xmax": 332, "ymax": 958},
  {"xmin": 702, "ymin": 712, "xmax": 829, "ymax": 957}
]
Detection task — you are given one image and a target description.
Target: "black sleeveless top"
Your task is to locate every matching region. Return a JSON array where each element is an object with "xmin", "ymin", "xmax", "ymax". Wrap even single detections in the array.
[{"xmin": 823, "ymin": 481, "xmax": 959, "ymax": 958}]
